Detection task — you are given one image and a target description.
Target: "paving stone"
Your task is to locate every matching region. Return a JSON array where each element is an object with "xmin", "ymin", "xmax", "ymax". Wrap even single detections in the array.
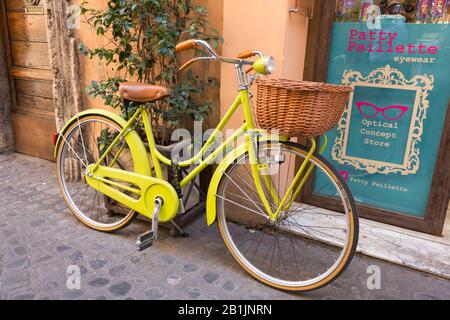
[
  {"xmin": 166, "ymin": 274, "xmax": 182, "ymax": 286},
  {"xmin": 79, "ymin": 266, "xmax": 88, "ymax": 275},
  {"xmin": 145, "ymin": 287, "xmax": 164, "ymax": 299},
  {"xmin": 222, "ymin": 280, "xmax": 235, "ymax": 291},
  {"xmin": 0, "ymin": 153, "xmax": 449, "ymax": 300},
  {"xmin": 30, "ymin": 240, "xmax": 49, "ymax": 248},
  {"xmin": 90, "ymin": 258, "xmax": 107, "ymax": 270},
  {"xmin": 30, "ymin": 219, "xmax": 45, "ymax": 227},
  {"xmin": 109, "ymin": 264, "xmax": 127, "ymax": 277},
  {"xmin": 69, "ymin": 251, "xmax": 83, "ymax": 264},
  {"xmin": 413, "ymin": 292, "xmax": 440, "ymax": 300},
  {"xmin": 56, "ymin": 245, "xmax": 71, "ymax": 252},
  {"xmin": 89, "ymin": 243, "xmax": 104, "ymax": 251},
  {"xmin": 14, "ymin": 246, "xmax": 27, "ymax": 255},
  {"xmin": 62, "ymin": 290, "xmax": 83, "ymax": 299},
  {"xmin": 203, "ymin": 272, "xmax": 220, "ymax": 284},
  {"xmin": 248, "ymin": 295, "xmax": 264, "ymax": 300},
  {"xmin": 35, "ymin": 254, "xmax": 54, "ymax": 264},
  {"xmin": 187, "ymin": 287, "xmax": 202, "ymax": 299},
  {"xmin": 182, "ymin": 263, "xmax": 199, "ymax": 273},
  {"xmin": 88, "ymin": 278, "xmax": 110, "ymax": 288},
  {"xmin": 5, "ymin": 257, "xmax": 29, "ymax": 270},
  {"xmin": 12, "ymin": 292, "xmax": 35, "ymax": 300},
  {"xmin": 3, "ymin": 229, "xmax": 18, "ymax": 237},
  {"xmin": 0, "ymin": 273, "xmax": 29, "ymax": 290},
  {"xmin": 160, "ymin": 255, "xmax": 175, "ymax": 265},
  {"xmin": 44, "ymin": 281, "xmax": 60, "ymax": 291},
  {"xmin": 109, "ymin": 282, "xmax": 132, "ymax": 296},
  {"xmin": 129, "ymin": 256, "xmax": 141, "ymax": 264}
]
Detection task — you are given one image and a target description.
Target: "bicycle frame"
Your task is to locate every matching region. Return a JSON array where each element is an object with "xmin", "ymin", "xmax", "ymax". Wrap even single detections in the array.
[
  {"xmin": 54, "ymin": 38, "xmax": 358, "ymax": 291},
  {"xmin": 88, "ymin": 85, "xmax": 324, "ymax": 222}
]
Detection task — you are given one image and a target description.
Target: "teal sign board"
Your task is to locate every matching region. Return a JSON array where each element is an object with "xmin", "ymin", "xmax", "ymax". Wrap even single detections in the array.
[{"xmin": 315, "ymin": 22, "xmax": 450, "ymax": 217}]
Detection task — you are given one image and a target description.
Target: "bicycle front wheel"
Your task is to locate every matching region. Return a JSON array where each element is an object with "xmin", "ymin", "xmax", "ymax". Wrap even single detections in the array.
[{"xmin": 216, "ymin": 141, "xmax": 358, "ymax": 291}]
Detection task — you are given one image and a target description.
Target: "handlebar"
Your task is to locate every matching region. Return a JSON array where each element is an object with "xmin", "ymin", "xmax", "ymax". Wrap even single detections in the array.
[
  {"xmin": 175, "ymin": 39, "xmax": 261, "ymax": 72},
  {"xmin": 237, "ymin": 50, "xmax": 254, "ymax": 59},
  {"xmin": 176, "ymin": 39, "xmax": 218, "ymax": 58},
  {"xmin": 237, "ymin": 50, "xmax": 263, "ymax": 60}
]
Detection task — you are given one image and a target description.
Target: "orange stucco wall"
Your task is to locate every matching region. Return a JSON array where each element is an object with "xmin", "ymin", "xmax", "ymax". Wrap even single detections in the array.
[
  {"xmin": 220, "ymin": 0, "xmax": 309, "ymax": 129},
  {"xmin": 73, "ymin": 0, "xmax": 111, "ymax": 110}
]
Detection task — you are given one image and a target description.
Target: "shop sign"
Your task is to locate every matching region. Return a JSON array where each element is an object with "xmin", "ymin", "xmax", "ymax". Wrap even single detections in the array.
[{"xmin": 316, "ymin": 21, "xmax": 450, "ymax": 217}]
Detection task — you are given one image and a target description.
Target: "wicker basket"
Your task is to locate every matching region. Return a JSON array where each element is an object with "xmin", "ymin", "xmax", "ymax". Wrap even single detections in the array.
[{"xmin": 255, "ymin": 78, "xmax": 352, "ymax": 137}]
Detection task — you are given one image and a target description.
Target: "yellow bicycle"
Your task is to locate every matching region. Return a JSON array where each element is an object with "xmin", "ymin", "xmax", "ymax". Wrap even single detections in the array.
[{"xmin": 55, "ymin": 39, "xmax": 359, "ymax": 292}]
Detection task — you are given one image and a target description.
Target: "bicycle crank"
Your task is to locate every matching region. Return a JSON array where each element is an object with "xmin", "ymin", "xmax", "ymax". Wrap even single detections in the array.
[{"xmin": 136, "ymin": 197, "xmax": 163, "ymax": 251}]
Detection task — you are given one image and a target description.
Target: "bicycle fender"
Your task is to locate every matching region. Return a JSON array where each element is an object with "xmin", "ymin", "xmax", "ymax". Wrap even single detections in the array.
[
  {"xmin": 206, "ymin": 142, "xmax": 248, "ymax": 226},
  {"xmin": 54, "ymin": 109, "xmax": 152, "ymax": 176}
]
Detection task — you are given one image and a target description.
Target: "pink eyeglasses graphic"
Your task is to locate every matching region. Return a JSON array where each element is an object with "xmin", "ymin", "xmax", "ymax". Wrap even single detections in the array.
[{"xmin": 356, "ymin": 102, "xmax": 409, "ymax": 121}]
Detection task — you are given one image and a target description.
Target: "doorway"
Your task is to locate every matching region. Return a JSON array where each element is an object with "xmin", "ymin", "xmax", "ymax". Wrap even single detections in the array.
[{"xmin": 1, "ymin": 0, "xmax": 56, "ymax": 161}]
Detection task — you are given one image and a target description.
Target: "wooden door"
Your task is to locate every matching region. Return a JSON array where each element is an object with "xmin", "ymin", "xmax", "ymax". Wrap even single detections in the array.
[{"xmin": 1, "ymin": 0, "xmax": 56, "ymax": 161}]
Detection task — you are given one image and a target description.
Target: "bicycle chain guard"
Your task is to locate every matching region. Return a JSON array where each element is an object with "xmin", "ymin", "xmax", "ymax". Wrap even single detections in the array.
[{"xmin": 85, "ymin": 165, "xmax": 179, "ymax": 222}]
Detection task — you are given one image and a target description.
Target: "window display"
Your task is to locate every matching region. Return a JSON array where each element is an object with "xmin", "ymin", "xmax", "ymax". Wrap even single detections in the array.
[
  {"xmin": 316, "ymin": 0, "xmax": 450, "ymax": 219},
  {"xmin": 335, "ymin": 0, "xmax": 450, "ymax": 23}
]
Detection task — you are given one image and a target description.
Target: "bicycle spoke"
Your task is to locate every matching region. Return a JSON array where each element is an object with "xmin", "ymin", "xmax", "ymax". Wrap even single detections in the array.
[
  {"xmin": 216, "ymin": 194, "xmax": 269, "ymax": 219},
  {"xmin": 222, "ymin": 171, "xmax": 267, "ymax": 216}
]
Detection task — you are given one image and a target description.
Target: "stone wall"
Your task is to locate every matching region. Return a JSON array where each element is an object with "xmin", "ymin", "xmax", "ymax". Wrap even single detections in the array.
[{"xmin": 44, "ymin": 0, "xmax": 83, "ymax": 130}]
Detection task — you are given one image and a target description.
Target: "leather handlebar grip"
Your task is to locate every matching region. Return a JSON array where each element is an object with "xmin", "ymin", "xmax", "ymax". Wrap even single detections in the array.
[
  {"xmin": 237, "ymin": 50, "xmax": 256, "ymax": 59},
  {"xmin": 175, "ymin": 39, "xmax": 197, "ymax": 53}
]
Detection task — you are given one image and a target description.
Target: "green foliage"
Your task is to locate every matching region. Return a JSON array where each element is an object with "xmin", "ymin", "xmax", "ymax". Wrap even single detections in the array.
[
  {"xmin": 97, "ymin": 128, "xmax": 119, "ymax": 156},
  {"xmin": 79, "ymin": 0, "xmax": 222, "ymax": 144}
]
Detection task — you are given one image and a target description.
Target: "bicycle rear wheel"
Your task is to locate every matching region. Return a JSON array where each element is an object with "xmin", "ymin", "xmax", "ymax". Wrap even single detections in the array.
[
  {"xmin": 56, "ymin": 114, "xmax": 138, "ymax": 232},
  {"xmin": 216, "ymin": 141, "xmax": 358, "ymax": 291}
]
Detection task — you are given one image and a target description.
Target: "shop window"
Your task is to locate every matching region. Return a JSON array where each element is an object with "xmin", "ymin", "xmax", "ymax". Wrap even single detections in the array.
[
  {"xmin": 313, "ymin": 0, "xmax": 449, "ymax": 233},
  {"xmin": 335, "ymin": 0, "xmax": 449, "ymax": 23}
]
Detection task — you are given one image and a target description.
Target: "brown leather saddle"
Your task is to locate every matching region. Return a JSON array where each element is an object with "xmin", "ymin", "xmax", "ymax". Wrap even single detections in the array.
[{"xmin": 119, "ymin": 82, "xmax": 169, "ymax": 103}]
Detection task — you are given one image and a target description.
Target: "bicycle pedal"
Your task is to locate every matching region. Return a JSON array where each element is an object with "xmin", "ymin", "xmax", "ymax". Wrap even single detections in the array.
[
  {"xmin": 136, "ymin": 231, "xmax": 154, "ymax": 251},
  {"xmin": 137, "ymin": 197, "xmax": 163, "ymax": 251}
]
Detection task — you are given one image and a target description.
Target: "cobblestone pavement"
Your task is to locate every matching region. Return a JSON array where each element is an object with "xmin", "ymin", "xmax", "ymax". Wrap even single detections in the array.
[{"xmin": 0, "ymin": 153, "xmax": 449, "ymax": 300}]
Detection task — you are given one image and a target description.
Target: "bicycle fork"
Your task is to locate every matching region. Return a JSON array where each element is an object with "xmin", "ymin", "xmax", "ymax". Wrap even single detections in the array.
[{"xmin": 249, "ymin": 134, "xmax": 328, "ymax": 221}]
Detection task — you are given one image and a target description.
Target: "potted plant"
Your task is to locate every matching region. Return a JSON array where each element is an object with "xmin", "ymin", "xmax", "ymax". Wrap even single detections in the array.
[
  {"xmin": 79, "ymin": 0, "xmax": 222, "ymax": 216},
  {"xmin": 79, "ymin": 0, "xmax": 222, "ymax": 146}
]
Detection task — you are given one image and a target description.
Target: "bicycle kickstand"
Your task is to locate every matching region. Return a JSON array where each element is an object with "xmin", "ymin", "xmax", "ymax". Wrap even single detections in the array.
[{"xmin": 136, "ymin": 197, "xmax": 163, "ymax": 251}]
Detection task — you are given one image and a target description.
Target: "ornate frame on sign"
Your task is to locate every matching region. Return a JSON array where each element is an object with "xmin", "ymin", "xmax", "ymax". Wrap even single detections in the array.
[{"xmin": 331, "ymin": 65, "xmax": 434, "ymax": 175}]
